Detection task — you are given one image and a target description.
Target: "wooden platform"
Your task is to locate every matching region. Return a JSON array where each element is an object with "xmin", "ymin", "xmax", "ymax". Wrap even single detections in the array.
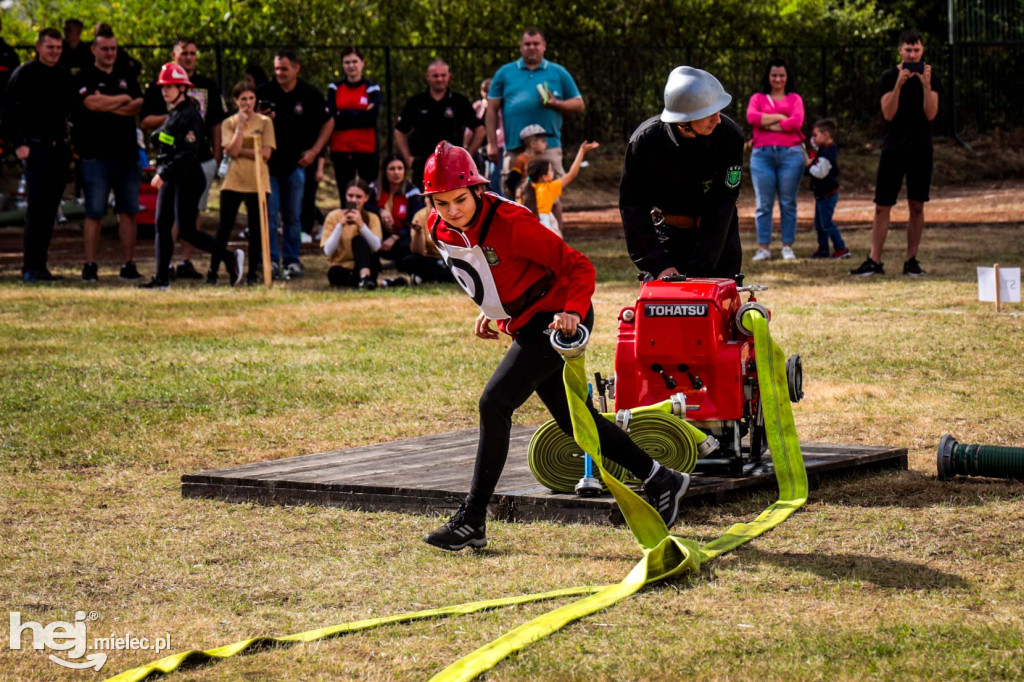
[{"xmin": 182, "ymin": 427, "xmax": 908, "ymax": 525}]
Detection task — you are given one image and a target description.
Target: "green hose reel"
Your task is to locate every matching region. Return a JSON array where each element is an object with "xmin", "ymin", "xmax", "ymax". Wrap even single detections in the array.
[{"xmin": 528, "ymin": 409, "xmax": 702, "ymax": 493}]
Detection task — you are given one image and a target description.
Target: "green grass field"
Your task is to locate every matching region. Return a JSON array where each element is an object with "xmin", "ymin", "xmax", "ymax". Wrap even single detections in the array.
[{"xmin": 2, "ymin": 223, "xmax": 1023, "ymax": 681}]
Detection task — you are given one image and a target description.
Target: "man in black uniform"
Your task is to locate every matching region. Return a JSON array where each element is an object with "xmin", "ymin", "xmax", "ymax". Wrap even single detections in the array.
[
  {"xmin": 140, "ymin": 37, "xmax": 227, "ymax": 280},
  {"xmin": 394, "ymin": 59, "xmax": 484, "ymax": 188},
  {"xmin": 3, "ymin": 28, "xmax": 76, "ymax": 283},
  {"xmin": 73, "ymin": 27, "xmax": 145, "ymax": 282},
  {"xmin": 57, "ymin": 19, "xmax": 91, "ymax": 75},
  {"xmin": 850, "ymin": 28, "xmax": 942, "ymax": 277},
  {"xmin": 620, "ymin": 66, "xmax": 743, "ymax": 280}
]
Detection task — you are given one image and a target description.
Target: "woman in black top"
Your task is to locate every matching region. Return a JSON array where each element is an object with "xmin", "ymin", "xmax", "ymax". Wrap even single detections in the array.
[{"xmin": 142, "ymin": 62, "xmax": 242, "ymax": 289}]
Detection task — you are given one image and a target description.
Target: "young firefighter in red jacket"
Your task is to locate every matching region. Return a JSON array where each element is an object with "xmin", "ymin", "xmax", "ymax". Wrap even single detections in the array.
[
  {"xmin": 421, "ymin": 142, "xmax": 690, "ymax": 551},
  {"xmin": 142, "ymin": 62, "xmax": 243, "ymax": 289}
]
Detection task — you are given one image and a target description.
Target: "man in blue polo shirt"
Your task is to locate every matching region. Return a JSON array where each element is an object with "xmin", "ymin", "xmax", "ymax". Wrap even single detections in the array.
[{"xmin": 485, "ymin": 26, "xmax": 584, "ymax": 227}]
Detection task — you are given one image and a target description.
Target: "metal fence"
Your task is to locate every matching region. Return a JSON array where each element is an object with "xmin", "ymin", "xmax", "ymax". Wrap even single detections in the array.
[{"xmin": 12, "ymin": 40, "xmax": 1024, "ymax": 148}]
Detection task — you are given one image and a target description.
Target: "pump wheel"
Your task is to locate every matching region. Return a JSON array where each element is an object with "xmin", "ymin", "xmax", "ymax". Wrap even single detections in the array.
[{"xmin": 786, "ymin": 354, "xmax": 804, "ymax": 403}]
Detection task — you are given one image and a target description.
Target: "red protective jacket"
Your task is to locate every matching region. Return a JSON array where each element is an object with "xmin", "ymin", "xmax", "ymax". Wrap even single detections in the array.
[{"xmin": 430, "ymin": 193, "xmax": 595, "ymax": 335}]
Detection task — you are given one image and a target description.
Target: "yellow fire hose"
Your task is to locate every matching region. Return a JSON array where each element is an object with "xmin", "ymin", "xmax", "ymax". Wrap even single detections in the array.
[{"xmin": 104, "ymin": 309, "xmax": 806, "ymax": 682}]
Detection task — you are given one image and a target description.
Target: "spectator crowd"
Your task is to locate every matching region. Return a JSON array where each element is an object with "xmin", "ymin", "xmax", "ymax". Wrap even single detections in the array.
[{"xmin": 0, "ymin": 21, "xmax": 942, "ymax": 287}]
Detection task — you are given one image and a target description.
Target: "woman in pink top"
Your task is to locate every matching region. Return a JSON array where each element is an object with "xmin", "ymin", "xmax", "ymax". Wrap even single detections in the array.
[{"xmin": 747, "ymin": 58, "xmax": 805, "ymax": 261}]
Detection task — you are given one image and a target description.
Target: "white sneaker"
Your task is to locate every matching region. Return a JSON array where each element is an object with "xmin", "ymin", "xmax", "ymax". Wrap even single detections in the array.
[
  {"xmin": 781, "ymin": 246, "xmax": 796, "ymax": 260},
  {"xmin": 752, "ymin": 248, "xmax": 771, "ymax": 261},
  {"xmin": 300, "ymin": 232, "xmax": 313, "ymax": 245}
]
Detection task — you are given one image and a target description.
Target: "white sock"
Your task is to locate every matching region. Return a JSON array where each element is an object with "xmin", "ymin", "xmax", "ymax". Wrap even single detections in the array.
[{"xmin": 643, "ymin": 461, "xmax": 662, "ymax": 485}]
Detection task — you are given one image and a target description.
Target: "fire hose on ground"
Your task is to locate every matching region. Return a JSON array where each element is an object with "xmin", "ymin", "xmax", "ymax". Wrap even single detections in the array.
[{"xmin": 103, "ymin": 309, "xmax": 807, "ymax": 682}]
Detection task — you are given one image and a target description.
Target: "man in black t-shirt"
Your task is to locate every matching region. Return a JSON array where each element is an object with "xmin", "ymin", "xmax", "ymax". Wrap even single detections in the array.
[
  {"xmin": 140, "ymin": 38, "xmax": 227, "ymax": 279},
  {"xmin": 394, "ymin": 59, "xmax": 484, "ymax": 188},
  {"xmin": 620, "ymin": 67, "xmax": 743, "ymax": 280},
  {"xmin": 851, "ymin": 29, "xmax": 943, "ymax": 277},
  {"xmin": 57, "ymin": 19, "xmax": 91, "ymax": 75},
  {"xmin": 256, "ymin": 48, "xmax": 333, "ymax": 278},
  {"xmin": 73, "ymin": 29, "xmax": 144, "ymax": 282}
]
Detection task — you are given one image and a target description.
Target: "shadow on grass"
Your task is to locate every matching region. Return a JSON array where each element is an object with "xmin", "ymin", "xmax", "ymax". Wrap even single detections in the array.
[
  {"xmin": 737, "ymin": 547, "xmax": 971, "ymax": 590},
  {"xmin": 815, "ymin": 468, "xmax": 1024, "ymax": 508}
]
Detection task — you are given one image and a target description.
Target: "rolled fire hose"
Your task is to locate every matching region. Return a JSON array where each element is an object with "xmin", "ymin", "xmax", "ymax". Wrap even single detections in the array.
[
  {"xmin": 528, "ymin": 411, "xmax": 701, "ymax": 493},
  {"xmin": 104, "ymin": 310, "xmax": 806, "ymax": 682}
]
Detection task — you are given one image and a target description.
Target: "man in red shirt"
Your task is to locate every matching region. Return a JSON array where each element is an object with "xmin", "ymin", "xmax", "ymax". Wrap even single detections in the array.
[{"xmin": 421, "ymin": 142, "xmax": 690, "ymax": 551}]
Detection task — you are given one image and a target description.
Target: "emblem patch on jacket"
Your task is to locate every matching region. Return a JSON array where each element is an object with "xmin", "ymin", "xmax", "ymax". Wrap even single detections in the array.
[
  {"xmin": 725, "ymin": 165, "xmax": 742, "ymax": 188},
  {"xmin": 482, "ymin": 246, "xmax": 499, "ymax": 265}
]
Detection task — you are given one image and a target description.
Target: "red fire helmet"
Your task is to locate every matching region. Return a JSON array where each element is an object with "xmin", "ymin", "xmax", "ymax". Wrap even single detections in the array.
[
  {"xmin": 422, "ymin": 141, "xmax": 488, "ymax": 195},
  {"xmin": 156, "ymin": 62, "xmax": 193, "ymax": 87}
]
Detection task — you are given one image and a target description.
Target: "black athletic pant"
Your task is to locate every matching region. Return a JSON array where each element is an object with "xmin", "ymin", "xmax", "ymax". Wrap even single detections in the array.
[
  {"xmin": 326, "ymin": 234, "xmax": 377, "ymax": 287},
  {"xmin": 465, "ymin": 309, "xmax": 655, "ymax": 512},
  {"xmin": 212, "ymin": 189, "xmax": 262, "ymax": 277},
  {"xmin": 331, "ymin": 151, "xmax": 378, "ymax": 190},
  {"xmin": 399, "ymin": 253, "xmax": 453, "ymax": 283},
  {"xmin": 154, "ymin": 166, "xmax": 229, "ymax": 282},
  {"xmin": 22, "ymin": 142, "xmax": 71, "ymax": 274}
]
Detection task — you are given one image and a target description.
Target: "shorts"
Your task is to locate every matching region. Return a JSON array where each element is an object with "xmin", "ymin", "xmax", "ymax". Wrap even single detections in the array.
[
  {"xmin": 874, "ymin": 144, "xmax": 934, "ymax": 206},
  {"xmin": 197, "ymin": 157, "xmax": 218, "ymax": 211},
  {"xmin": 81, "ymin": 157, "xmax": 141, "ymax": 219}
]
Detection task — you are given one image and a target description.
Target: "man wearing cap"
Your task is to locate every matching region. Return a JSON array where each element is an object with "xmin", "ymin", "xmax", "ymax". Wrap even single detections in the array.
[
  {"xmin": 394, "ymin": 59, "xmax": 484, "ymax": 188},
  {"xmin": 485, "ymin": 26, "xmax": 583, "ymax": 203},
  {"xmin": 620, "ymin": 66, "xmax": 744, "ymax": 279}
]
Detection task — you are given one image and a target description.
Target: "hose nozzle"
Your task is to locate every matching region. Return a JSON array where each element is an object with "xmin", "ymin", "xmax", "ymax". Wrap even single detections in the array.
[{"xmin": 549, "ymin": 324, "xmax": 590, "ymax": 359}]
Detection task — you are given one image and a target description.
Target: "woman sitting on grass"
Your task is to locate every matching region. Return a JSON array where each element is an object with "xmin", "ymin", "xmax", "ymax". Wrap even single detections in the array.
[
  {"xmin": 519, "ymin": 140, "xmax": 599, "ymax": 237},
  {"xmin": 320, "ymin": 178, "xmax": 382, "ymax": 290}
]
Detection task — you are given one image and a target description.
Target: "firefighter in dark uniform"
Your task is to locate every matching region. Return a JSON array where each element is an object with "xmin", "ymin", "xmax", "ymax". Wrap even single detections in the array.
[
  {"xmin": 620, "ymin": 66, "xmax": 744, "ymax": 280},
  {"xmin": 3, "ymin": 28, "xmax": 75, "ymax": 283},
  {"xmin": 142, "ymin": 62, "xmax": 242, "ymax": 289}
]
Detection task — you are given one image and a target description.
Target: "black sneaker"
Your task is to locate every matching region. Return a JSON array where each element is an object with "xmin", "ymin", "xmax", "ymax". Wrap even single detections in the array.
[
  {"xmin": 205, "ymin": 270, "xmax": 219, "ymax": 286},
  {"xmin": 138, "ymin": 277, "xmax": 170, "ymax": 290},
  {"xmin": 810, "ymin": 249, "xmax": 830, "ymax": 259},
  {"xmin": 271, "ymin": 262, "xmax": 283, "ymax": 280},
  {"xmin": 119, "ymin": 261, "xmax": 143, "ymax": 281},
  {"xmin": 849, "ymin": 257, "xmax": 884, "ymax": 276},
  {"xmin": 176, "ymin": 260, "xmax": 203, "ymax": 280},
  {"xmin": 82, "ymin": 262, "xmax": 99, "ymax": 282},
  {"xmin": 245, "ymin": 273, "xmax": 260, "ymax": 286},
  {"xmin": 643, "ymin": 465, "xmax": 691, "ymax": 529},
  {"xmin": 284, "ymin": 262, "xmax": 304, "ymax": 280},
  {"xmin": 382, "ymin": 276, "xmax": 408, "ymax": 288},
  {"xmin": 903, "ymin": 257, "xmax": 926, "ymax": 276},
  {"xmin": 424, "ymin": 502, "xmax": 487, "ymax": 551},
  {"xmin": 34, "ymin": 269, "xmax": 64, "ymax": 282},
  {"xmin": 358, "ymin": 276, "xmax": 377, "ymax": 290}
]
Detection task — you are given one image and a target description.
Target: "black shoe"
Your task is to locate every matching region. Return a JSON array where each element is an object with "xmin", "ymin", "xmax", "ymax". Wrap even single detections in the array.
[
  {"xmin": 34, "ymin": 269, "xmax": 64, "ymax": 282},
  {"xmin": 903, "ymin": 257, "xmax": 926, "ymax": 276},
  {"xmin": 810, "ymin": 249, "xmax": 830, "ymax": 259},
  {"xmin": 21, "ymin": 270, "xmax": 39, "ymax": 284},
  {"xmin": 284, "ymin": 262, "xmax": 304, "ymax": 280},
  {"xmin": 643, "ymin": 465, "xmax": 691, "ymax": 529},
  {"xmin": 246, "ymin": 273, "xmax": 260, "ymax": 286},
  {"xmin": 271, "ymin": 262, "xmax": 283, "ymax": 280},
  {"xmin": 358, "ymin": 276, "xmax": 377, "ymax": 290},
  {"xmin": 82, "ymin": 262, "xmax": 99, "ymax": 282},
  {"xmin": 175, "ymin": 260, "xmax": 203, "ymax": 280},
  {"xmin": 205, "ymin": 270, "xmax": 219, "ymax": 286},
  {"xmin": 138, "ymin": 277, "xmax": 170, "ymax": 290},
  {"xmin": 849, "ymin": 257, "xmax": 884, "ymax": 276},
  {"xmin": 424, "ymin": 502, "xmax": 487, "ymax": 551},
  {"xmin": 119, "ymin": 261, "xmax": 143, "ymax": 281},
  {"xmin": 382, "ymin": 276, "xmax": 408, "ymax": 288}
]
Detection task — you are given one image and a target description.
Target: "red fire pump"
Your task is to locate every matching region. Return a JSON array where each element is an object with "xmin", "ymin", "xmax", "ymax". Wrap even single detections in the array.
[{"xmin": 604, "ymin": 274, "xmax": 803, "ymax": 474}]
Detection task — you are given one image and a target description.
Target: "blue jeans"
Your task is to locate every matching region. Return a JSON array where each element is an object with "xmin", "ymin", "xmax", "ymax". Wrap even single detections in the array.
[
  {"xmin": 80, "ymin": 157, "xmax": 141, "ymax": 218},
  {"xmin": 750, "ymin": 145, "xmax": 804, "ymax": 245},
  {"xmin": 268, "ymin": 166, "xmax": 304, "ymax": 266},
  {"xmin": 814, "ymin": 193, "xmax": 846, "ymax": 252}
]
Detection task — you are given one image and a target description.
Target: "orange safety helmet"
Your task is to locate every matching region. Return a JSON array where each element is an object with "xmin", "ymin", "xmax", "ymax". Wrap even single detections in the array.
[
  {"xmin": 422, "ymin": 141, "xmax": 488, "ymax": 195},
  {"xmin": 156, "ymin": 62, "xmax": 193, "ymax": 87}
]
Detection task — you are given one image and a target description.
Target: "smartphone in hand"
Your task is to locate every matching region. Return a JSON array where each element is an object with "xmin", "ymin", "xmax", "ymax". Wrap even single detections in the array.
[{"xmin": 902, "ymin": 61, "xmax": 925, "ymax": 74}]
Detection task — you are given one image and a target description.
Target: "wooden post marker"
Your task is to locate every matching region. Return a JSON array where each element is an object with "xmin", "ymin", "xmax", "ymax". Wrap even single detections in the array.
[
  {"xmin": 993, "ymin": 263, "xmax": 1001, "ymax": 313},
  {"xmin": 251, "ymin": 133, "xmax": 272, "ymax": 289}
]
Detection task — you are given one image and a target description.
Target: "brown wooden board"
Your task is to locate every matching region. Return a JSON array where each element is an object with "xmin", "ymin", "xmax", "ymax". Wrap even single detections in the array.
[{"xmin": 182, "ymin": 426, "xmax": 907, "ymax": 525}]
